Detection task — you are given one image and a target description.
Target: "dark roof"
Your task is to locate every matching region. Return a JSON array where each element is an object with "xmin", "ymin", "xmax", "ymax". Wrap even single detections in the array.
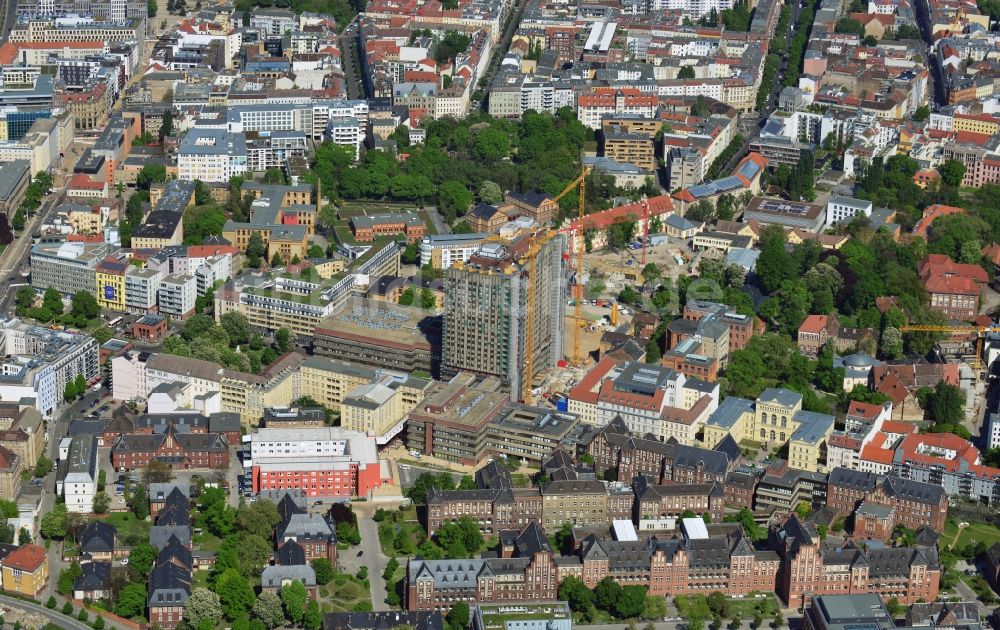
[
  {"xmin": 157, "ymin": 534, "xmax": 193, "ymax": 569},
  {"xmin": 506, "ymin": 191, "xmax": 553, "ymax": 207},
  {"xmin": 591, "ymin": 415, "xmax": 730, "ymax": 477},
  {"xmin": 112, "ymin": 431, "xmax": 228, "ymax": 454},
  {"xmin": 80, "ymin": 521, "xmax": 116, "ymax": 554},
  {"xmin": 713, "ymin": 434, "xmax": 741, "ymax": 463},
  {"xmin": 276, "ymin": 539, "xmax": 306, "ymax": 565},
  {"xmin": 470, "ymin": 202, "xmax": 501, "ymax": 221},
  {"xmin": 147, "ymin": 560, "xmax": 192, "ymax": 606},
  {"xmin": 150, "ymin": 525, "xmax": 192, "ymax": 550},
  {"xmin": 513, "ymin": 522, "xmax": 551, "ymax": 556},
  {"xmin": 827, "ymin": 467, "xmax": 879, "ymax": 492},
  {"xmin": 74, "ymin": 561, "xmax": 111, "ymax": 592},
  {"xmin": 881, "ymin": 475, "xmax": 945, "ymax": 506}
]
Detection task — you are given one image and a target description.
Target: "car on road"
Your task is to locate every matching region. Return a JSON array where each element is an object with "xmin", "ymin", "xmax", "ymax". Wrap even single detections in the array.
[
  {"xmin": 357, "ymin": 551, "xmax": 363, "ymax": 557},
  {"xmin": 120, "ymin": 558, "xmax": 128, "ymax": 566}
]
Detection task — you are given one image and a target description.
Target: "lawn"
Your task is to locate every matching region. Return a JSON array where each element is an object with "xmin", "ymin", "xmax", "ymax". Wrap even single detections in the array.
[
  {"xmin": 192, "ymin": 529, "xmax": 221, "ymax": 551},
  {"xmin": 675, "ymin": 593, "xmax": 779, "ymax": 622},
  {"xmin": 100, "ymin": 512, "xmax": 149, "ymax": 547},
  {"xmin": 191, "ymin": 569, "xmax": 209, "ymax": 590},
  {"xmin": 510, "ymin": 473, "xmax": 531, "ymax": 488},
  {"xmin": 319, "ymin": 574, "xmax": 371, "ymax": 613},
  {"xmin": 942, "ymin": 519, "xmax": 1000, "ymax": 551}
]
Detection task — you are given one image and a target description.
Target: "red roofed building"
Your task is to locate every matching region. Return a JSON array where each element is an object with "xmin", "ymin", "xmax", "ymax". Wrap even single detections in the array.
[
  {"xmin": 1, "ymin": 544, "xmax": 48, "ymax": 596},
  {"xmin": 566, "ymin": 195, "xmax": 673, "ymax": 252},
  {"xmin": 912, "ymin": 204, "xmax": 964, "ymax": 238},
  {"xmin": 919, "ymin": 253, "xmax": 987, "ymax": 320},
  {"xmin": 797, "ymin": 314, "xmax": 840, "ymax": 358}
]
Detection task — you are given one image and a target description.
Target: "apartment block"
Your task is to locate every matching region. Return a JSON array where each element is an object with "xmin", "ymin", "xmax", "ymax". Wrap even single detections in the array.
[{"xmin": 157, "ymin": 274, "xmax": 197, "ymax": 320}]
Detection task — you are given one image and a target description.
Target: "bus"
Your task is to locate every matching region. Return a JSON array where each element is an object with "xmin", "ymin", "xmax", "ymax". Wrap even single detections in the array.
[{"xmin": 107, "ymin": 316, "xmax": 123, "ymax": 328}]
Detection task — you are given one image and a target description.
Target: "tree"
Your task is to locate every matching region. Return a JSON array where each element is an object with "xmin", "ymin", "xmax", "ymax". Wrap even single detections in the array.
[
  {"xmin": 92, "ymin": 491, "xmax": 111, "ymax": 514},
  {"xmin": 142, "ymin": 460, "xmax": 174, "ymax": 484},
  {"xmin": 678, "ymin": 65, "xmax": 695, "ymax": 79},
  {"xmin": 691, "ymin": 95, "xmax": 711, "ymax": 117},
  {"xmin": 615, "ymin": 586, "xmax": 647, "ymax": 618},
  {"xmin": 438, "ymin": 180, "xmax": 473, "ymax": 223},
  {"xmin": 148, "ymin": 0, "xmax": 157, "ymax": 16},
  {"xmin": 913, "ymin": 105, "xmax": 930, "ymax": 121},
  {"xmin": 304, "ymin": 600, "xmax": 322, "ymax": 630},
  {"xmin": 795, "ymin": 501, "xmax": 812, "ymax": 519},
  {"xmin": 312, "ymin": 558, "xmax": 334, "ymax": 585},
  {"xmin": 235, "ymin": 500, "xmax": 281, "ymax": 538},
  {"xmin": 34, "ymin": 453, "xmax": 53, "ymax": 477},
  {"xmin": 251, "ymin": 591, "xmax": 286, "ymax": 629},
  {"xmin": 40, "ymin": 502, "xmax": 66, "ymax": 539},
  {"xmin": 446, "ymin": 602, "xmax": 470, "ymax": 630},
  {"xmin": 937, "ymin": 159, "xmax": 968, "ymax": 190},
  {"xmin": 71, "ymin": 291, "xmax": 100, "ymax": 319},
  {"xmin": 115, "ymin": 583, "xmax": 147, "ymax": 618},
  {"xmin": 925, "ymin": 380, "xmax": 966, "ymax": 426},
  {"xmin": 129, "ymin": 542, "xmax": 157, "ymax": 578},
  {"xmin": 594, "ymin": 576, "xmax": 623, "ymax": 612},
  {"xmin": 270, "ymin": 251, "xmax": 284, "ymax": 267},
  {"xmin": 160, "ymin": 109, "xmax": 174, "ymax": 140},
  {"xmin": 136, "ymin": 163, "xmax": 167, "ymax": 190},
  {"xmin": 281, "ymin": 581, "xmax": 308, "ymax": 624},
  {"xmin": 131, "ymin": 485, "xmax": 149, "ymax": 520},
  {"xmin": 57, "ymin": 562, "xmax": 81, "ymax": 595},
  {"xmin": 186, "ymin": 588, "xmax": 224, "ymax": 628},
  {"xmin": 0, "ymin": 213, "xmax": 12, "ymax": 245},
  {"xmin": 18, "ymin": 527, "xmax": 30, "ymax": 545},
  {"xmin": 559, "ymin": 576, "xmax": 595, "ymax": 611},
  {"xmin": 217, "ymin": 568, "xmax": 257, "ymax": 620},
  {"xmin": 246, "ymin": 232, "xmax": 266, "ymax": 268},
  {"xmin": 478, "ymin": 180, "xmax": 503, "ymax": 204}
]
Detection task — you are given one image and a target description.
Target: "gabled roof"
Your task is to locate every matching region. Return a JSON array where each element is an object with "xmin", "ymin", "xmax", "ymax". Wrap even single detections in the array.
[
  {"xmin": 80, "ymin": 521, "xmax": 116, "ymax": 554},
  {"xmin": 276, "ymin": 539, "xmax": 306, "ymax": 565}
]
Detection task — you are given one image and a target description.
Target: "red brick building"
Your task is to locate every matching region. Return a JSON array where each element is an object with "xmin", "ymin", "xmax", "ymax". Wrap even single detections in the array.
[
  {"xmin": 350, "ymin": 212, "xmax": 426, "ymax": 242},
  {"xmin": 826, "ymin": 468, "xmax": 948, "ymax": 535},
  {"xmin": 111, "ymin": 430, "xmax": 230, "ymax": 470},
  {"xmin": 133, "ymin": 314, "xmax": 168, "ymax": 343},
  {"xmin": 919, "ymin": 253, "xmax": 988, "ymax": 320},
  {"xmin": 407, "ymin": 521, "xmax": 780, "ymax": 612},
  {"xmin": 771, "ymin": 515, "xmax": 940, "ymax": 609}
]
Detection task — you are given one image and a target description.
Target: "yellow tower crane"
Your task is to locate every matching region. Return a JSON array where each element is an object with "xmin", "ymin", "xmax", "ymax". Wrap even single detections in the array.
[
  {"xmin": 898, "ymin": 324, "xmax": 1000, "ymax": 384},
  {"xmin": 517, "ymin": 165, "xmax": 591, "ymax": 405},
  {"xmin": 552, "ymin": 165, "xmax": 592, "ymax": 368}
]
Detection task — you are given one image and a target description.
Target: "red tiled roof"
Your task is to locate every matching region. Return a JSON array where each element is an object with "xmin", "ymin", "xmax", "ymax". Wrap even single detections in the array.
[
  {"xmin": 3, "ymin": 544, "xmax": 46, "ymax": 572},
  {"xmin": 846, "ymin": 400, "xmax": 885, "ymax": 420},
  {"xmin": 799, "ymin": 314, "xmax": 831, "ymax": 335}
]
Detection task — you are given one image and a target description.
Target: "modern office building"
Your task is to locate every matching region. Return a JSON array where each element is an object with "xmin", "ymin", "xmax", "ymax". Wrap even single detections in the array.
[
  {"xmin": 441, "ymin": 234, "xmax": 566, "ymax": 398},
  {"xmin": 418, "ymin": 233, "xmax": 487, "ymax": 269},
  {"xmin": 176, "ymin": 128, "xmax": 248, "ymax": 183},
  {"xmin": 249, "ymin": 427, "xmax": 383, "ymax": 498},
  {"xmin": 312, "ymin": 299, "xmax": 442, "ymax": 377},
  {"xmin": 0, "ymin": 322, "xmax": 100, "ymax": 417},
  {"xmin": 30, "ymin": 241, "xmax": 111, "ymax": 296}
]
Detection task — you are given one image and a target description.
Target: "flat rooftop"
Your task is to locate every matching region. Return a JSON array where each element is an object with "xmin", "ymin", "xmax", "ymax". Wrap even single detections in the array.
[{"xmin": 314, "ymin": 298, "xmax": 439, "ymax": 351}]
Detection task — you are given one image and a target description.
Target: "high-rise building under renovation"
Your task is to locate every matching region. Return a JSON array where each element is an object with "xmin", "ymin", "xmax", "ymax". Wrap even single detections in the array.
[{"xmin": 442, "ymin": 233, "xmax": 566, "ymax": 398}]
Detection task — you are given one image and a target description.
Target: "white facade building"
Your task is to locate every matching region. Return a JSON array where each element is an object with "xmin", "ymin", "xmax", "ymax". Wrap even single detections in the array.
[
  {"xmin": 62, "ymin": 434, "xmax": 97, "ymax": 513},
  {"xmin": 157, "ymin": 274, "xmax": 198, "ymax": 319},
  {"xmin": 177, "ymin": 129, "xmax": 248, "ymax": 183},
  {"xmin": 826, "ymin": 196, "xmax": 874, "ymax": 228}
]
